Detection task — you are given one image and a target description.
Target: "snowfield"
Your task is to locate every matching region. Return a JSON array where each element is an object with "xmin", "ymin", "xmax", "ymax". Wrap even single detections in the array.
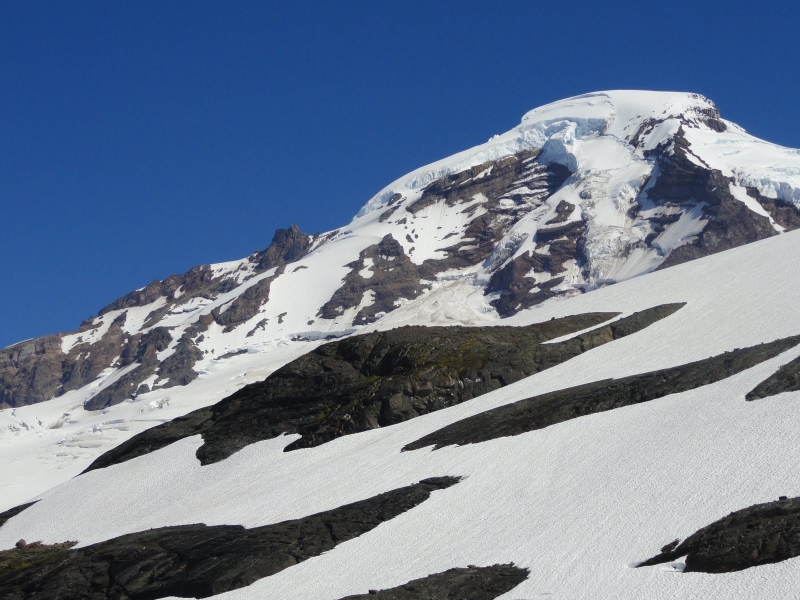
[{"xmin": 3, "ymin": 226, "xmax": 800, "ymax": 599}]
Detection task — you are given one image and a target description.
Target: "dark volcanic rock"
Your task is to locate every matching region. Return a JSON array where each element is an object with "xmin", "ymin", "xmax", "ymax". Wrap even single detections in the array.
[
  {"xmin": 85, "ymin": 304, "xmax": 682, "ymax": 471},
  {"xmin": 746, "ymin": 187, "xmax": 800, "ymax": 231},
  {"xmin": 251, "ymin": 224, "xmax": 313, "ymax": 271},
  {"xmin": 82, "ymin": 324, "xmax": 207, "ymax": 411},
  {"xmin": 378, "ymin": 194, "xmax": 404, "ymax": 223},
  {"xmin": 0, "ymin": 225, "xmax": 313, "ymax": 409},
  {"xmin": 212, "ymin": 268, "xmax": 283, "ymax": 333},
  {"xmin": 746, "ymin": 354, "xmax": 800, "ymax": 400},
  {"xmin": 0, "ymin": 336, "xmax": 69, "ymax": 409},
  {"xmin": 405, "ymin": 151, "xmax": 569, "ymax": 218},
  {"xmin": 99, "ymin": 265, "xmax": 218, "ymax": 315},
  {"xmin": 545, "ymin": 199, "xmax": 576, "ymax": 224},
  {"xmin": 645, "ymin": 128, "xmax": 778, "ymax": 270},
  {"xmin": 322, "ymin": 150, "xmax": 574, "ymax": 322},
  {"xmin": 404, "ymin": 333, "xmax": 800, "ymax": 451},
  {"xmin": 87, "ymin": 406, "xmax": 215, "ymax": 470},
  {"xmin": 0, "ymin": 478, "xmax": 458, "ymax": 600},
  {"xmin": 637, "ymin": 495, "xmax": 800, "ymax": 573},
  {"xmin": 338, "ymin": 564, "xmax": 529, "ymax": 599},
  {"xmin": 0, "ymin": 503, "xmax": 36, "ymax": 531},
  {"xmin": 318, "ymin": 235, "xmax": 427, "ymax": 325},
  {"xmin": 79, "ymin": 326, "xmax": 173, "ymax": 411},
  {"xmin": 415, "ymin": 153, "xmax": 572, "ymax": 279},
  {"xmin": 0, "ymin": 312, "xmax": 138, "ymax": 408},
  {"xmin": 486, "ymin": 220, "xmax": 585, "ymax": 317}
]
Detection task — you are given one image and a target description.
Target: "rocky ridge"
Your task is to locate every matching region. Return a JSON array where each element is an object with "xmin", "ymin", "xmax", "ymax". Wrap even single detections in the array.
[
  {"xmin": 85, "ymin": 303, "xmax": 681, "ymax": 471},
  {"xmin": 638, "ymin": 494, "xmax": 800, "ymax": 573},
  {"xmin": 403, "ymin": 333, "xmax": 800, "ymax": 451},
  {"xmin": 0, "ymin": 478, "xmax": 459, "ymax": 600}
]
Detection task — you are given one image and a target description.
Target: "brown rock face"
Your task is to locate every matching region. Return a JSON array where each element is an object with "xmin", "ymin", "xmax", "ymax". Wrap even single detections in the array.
[
  {"xmin": 486, "ymin": 220, "xmax": 585, "ymax": 317},
  {"xmin": 252, "ymin": 224, "xmax": 313, "ymax": 271},
  {"xmin": 322, "ymin": 150, "xmax": 575, "ymax": 322},
  {"xmin": 641, "ymin": 127, "xmax": 783, "ymax": 270},
  {"xmin": 0, "ymin": 225, "xmax": 314, "ymax": 409},
  {"xmin": 0, "ymin": 313, "xmax": 134, "ymax": 408},
  {"xmin": 318, "ymin": 235, "xmax": 427, "ymax": 324},
  {"xmin": 746, "ymin": 187, "xmax": 800, "ymax": 231}
]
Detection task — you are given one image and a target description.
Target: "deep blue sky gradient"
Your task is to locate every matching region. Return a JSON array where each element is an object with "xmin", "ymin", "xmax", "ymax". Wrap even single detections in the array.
[{"xmin": 2, "ymin": 0, "xmax": 799, "ymax": 348}]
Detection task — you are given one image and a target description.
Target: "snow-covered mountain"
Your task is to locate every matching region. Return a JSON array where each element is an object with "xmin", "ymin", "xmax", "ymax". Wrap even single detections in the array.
[
  {"xmin": 3, "ymin": 90, "xmax": 800, "ymax": 599},
  {"xmin": 5, "ymin": 92, "xmax": 800, "ymax": 415}
]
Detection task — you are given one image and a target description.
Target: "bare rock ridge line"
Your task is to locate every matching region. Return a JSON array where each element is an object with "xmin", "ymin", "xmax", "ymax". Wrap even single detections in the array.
[
  {"xmin": 0, "ymin": 477, "xmax": 459, "ymax": 600},
  {"xmin": 81, "ymin": 265, "xmax": 292, "ymax": 411},
  {"xmin": 637, "ymin": 495, "xmax": 800, "ymax": 573},
  {"xmin": 337, "ymin": 564, "xmax": 529, "ymax": 599},
  {"xmin": 0, "ymin": 225, "xmax": 313, "ymax": 409},
  {"xmin": 403, "ymin": 333, "xmax": 800, "ymax": 452},
  {"xmin": 320, "ymin": 149, "xmax": 573, "ymax": 324},
  {"xmin": 746, "ymin": 353, "xmax": 800, "ymax": 400},
  {"xmin": 101, "ymin": 224, "xmax": 313, "ymax": 315},
  {"xmin": 84, "ymin": 303, "xmax": 682, "ymax": 472}
]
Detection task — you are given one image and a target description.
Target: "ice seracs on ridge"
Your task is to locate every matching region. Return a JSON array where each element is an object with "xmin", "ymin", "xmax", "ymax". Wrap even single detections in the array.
[{"xmin": 357, "ymin": 91, "xmax": 747, "ymax": 218}]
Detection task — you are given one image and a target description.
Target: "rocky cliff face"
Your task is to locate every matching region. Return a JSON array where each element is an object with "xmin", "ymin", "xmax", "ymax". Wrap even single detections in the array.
[
  {"xmin": 0, "ymin": 225, "xmax": 313, "ymax": 409},
  {"xmin": 3, "ymin": 91, "xmax": 800, "ymax": 410}
]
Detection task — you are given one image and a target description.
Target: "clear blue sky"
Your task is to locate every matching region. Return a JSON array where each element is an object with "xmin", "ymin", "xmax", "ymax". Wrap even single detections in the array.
[{"xmin": 2, "ymin": 0, "xmax": 798, "ymax": 348}]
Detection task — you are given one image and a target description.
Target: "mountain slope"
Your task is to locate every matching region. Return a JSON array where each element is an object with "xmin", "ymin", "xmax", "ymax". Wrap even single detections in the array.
[
  {"xmin": 3, "ymin": 221, "xmax": 800, "ymax": 599},
  {"xmin": 3, "ymin": 90, "xmax": 800, "ymax": 510},
  {"xmin": 3, "ymin": 90, "xmax": 800, "ymax": 598}
]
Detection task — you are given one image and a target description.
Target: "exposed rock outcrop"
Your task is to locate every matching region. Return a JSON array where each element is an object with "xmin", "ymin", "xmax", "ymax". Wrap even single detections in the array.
[
  {"xmin": 647, "ymin": 128, "xmax": 779, "ymax": 269},
  {"xmin": 0, "ymin": 226, "xmax": 313, "ymax": 409},
  {"xmin": 251, "ymin": 224, "xmax": 313, "ymax": 271},
  {"xmin": 212, "ymin": 268, "xmax": 284, "ymax": 332},
  {"xmin": 86, "ymin": 304, "xmax": 682, "ymax": 471},
  {"xmin": 322, "ymin": 150, "xmax": 576, "ymax": 322},
  {"xmin": 0, "ymin": 503, "xmax": 36, "ymax": 531},
  {"xmin": 486, "ymin": 220, "xmax": 584, "ymax": 317},
  {"xmin": 638, "ymin": 495, "xmax": 800, "ymax": 573},
  {"xmin": 0, "ymin": 478, "xmax": 459, "ymax": 600},
  {"xmin": 318, "ymin": 235, "xmax": 426, "ymax": 324},
  {"xmin": 339, "ymin": 564, "xmax": 529, "ymax": 599},
  {"xmin": 404, "ymin": 333, "xmax": 800, "ymax": 451},
  {"xmin": 746, "ymin": 187, "xmax": 800, "ymax": 231},
  {"xmin": 746, "ymin": 353, "xmax": 800, "ymax": 400}
]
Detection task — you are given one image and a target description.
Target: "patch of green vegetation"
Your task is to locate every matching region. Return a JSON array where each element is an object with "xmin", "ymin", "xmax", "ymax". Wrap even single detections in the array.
[{"xmin": 0, "ymin": 542, "xmax": 77, "ymax": 578}]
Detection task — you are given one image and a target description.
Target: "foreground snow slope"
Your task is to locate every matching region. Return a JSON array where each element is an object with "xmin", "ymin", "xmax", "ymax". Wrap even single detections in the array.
[
  {"xmin": 3, "ymin": 228, "xmax": 800, "ymax": 599},
  {"xmin": 0, "ymin": 341, "xmax": 318, "ymax": 510}
]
